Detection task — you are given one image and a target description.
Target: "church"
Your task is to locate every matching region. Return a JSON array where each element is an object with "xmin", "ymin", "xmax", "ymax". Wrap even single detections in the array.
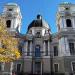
[{"xmin": 0, "ymin": 2, "xmax": 75, "ymax": 75}]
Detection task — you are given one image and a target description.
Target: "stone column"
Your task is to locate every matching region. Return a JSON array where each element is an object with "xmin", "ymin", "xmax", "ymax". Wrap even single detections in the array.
[
  {"xmin": 59, "ymin": 38, "xmax": 64, "ymax": 56},
  {"xmin": 10, "ymin": 62, "xmax": 13, "ymax": 75},
  {"xmin": 43, "ymin": 41, "xmax": 45, "ymax": 56},
  {"xmin": 64, "ymin": 37, "xmax": 70, "ymax": 56},
  {"xmin": 41, "ymin": 62, "xmax": 42, "ymax": 75},
  {"xmin": 72, "ymin": 18, "xmax": 75, "ymax": 29},
  {"xmin": 74, "ymin": 18, "xmax": 75, "ymax": 29},
  {"xmin": 2, "ymin": 62, "xmax": 5, "ymax": 71},
  {"xmin": 25, "ymin": 41, "xmax": 28, "ymax": 56},
  {"xmin": 64, "ymin": 18, "xmax": 66, "ymax": 29},
  {"xmin": 62, "ymin": 17, "xmax": 64, "ymax": 29},
  {"xmin": 48, "ymin": 41, "xmax": 50, "ymax": 56},
  {"xmin": 30, "ymin": 41, "xmax": 32, "ymax": 56},
  {"xmin": 2, "ymin": 62, "xmax": 5, "ymax": 75}
]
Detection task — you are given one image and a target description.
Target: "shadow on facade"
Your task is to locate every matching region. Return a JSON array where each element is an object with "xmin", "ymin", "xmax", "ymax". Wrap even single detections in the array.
[
  {"xmin": 13, "ymin": 71, "xmax": 75, "ymax": 75},
  {"xmin": 15, "ymin": 72, "xmax": 66, "ymax": 75}
]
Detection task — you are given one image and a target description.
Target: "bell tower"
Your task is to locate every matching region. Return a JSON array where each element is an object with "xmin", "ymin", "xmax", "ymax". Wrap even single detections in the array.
[
  {"xmin": 2, "ymin": 3, "xmax": 22, "ymax": 32},
  {"xmin": 56, "ymin": 2, "xmax": 75, "ymax": 56},
  {"xmin": 56, "ymin": 2, "xmax": 75, "ymax": 31}
]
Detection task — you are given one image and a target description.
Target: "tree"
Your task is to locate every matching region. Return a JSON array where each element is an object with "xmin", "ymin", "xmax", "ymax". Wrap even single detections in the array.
[{"xmin": 0, "ymin": 17, "xmax": 20, "ymax": 62}]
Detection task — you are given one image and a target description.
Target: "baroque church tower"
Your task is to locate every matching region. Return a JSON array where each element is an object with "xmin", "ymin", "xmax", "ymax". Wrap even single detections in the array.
[
  {"xmin": 56, "ymin": 3, "xmax": 75, "ymax": 75},
  {"xmin": 57, "ymin": 2, "xmax": 75, "ymax": 56},
  {"xmin": 2, "ymin": 3, "xmax": 22, "ymax": 32}
]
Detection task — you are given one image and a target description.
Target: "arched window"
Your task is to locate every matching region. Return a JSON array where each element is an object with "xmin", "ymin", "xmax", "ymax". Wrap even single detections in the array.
[
  {"xmin": 6, "ymin": 20, "xmax": 11, "ymax": 28},
  {"xmin": 66, "ymin": 19, "xmax": 72, "ymax": 27},
  {"xmin": 35, "ymin": 45, "xmax": 40, "ymax": 57}
]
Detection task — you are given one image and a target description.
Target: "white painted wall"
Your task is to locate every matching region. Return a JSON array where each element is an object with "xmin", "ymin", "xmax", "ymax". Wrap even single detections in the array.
[
  {"xmin": 3, "ymin": 4, "xmax": 22, "ymax": 32},
  {"xmin": 59, "ymin": 37, "xmax": 70, "ymax": 56}
]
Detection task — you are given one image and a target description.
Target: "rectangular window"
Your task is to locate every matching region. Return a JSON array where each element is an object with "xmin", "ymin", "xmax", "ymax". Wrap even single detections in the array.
[
  {"xmin": 54, "ymin": 64, "xmax": 59, "ymax": 72},
  {"xmin": 0, "ymin": 63, "xmax": 2, "ymax": 71},
  {"xmin": 66, "ymin": 19, "xmax": 72, "ymax": 27},
  {"xmin": 35, "ymin": 45, "xmax": 40, "ymax": 57},
  {"xmin": 45, "ymin": 41, "xmax": 48, "ymax": 56},
  {"xmin": 6, "ymin": 20, "xmax": 11, "ymax": 28},
  {"xmin": 72, "ymin": 62, "xmax": 75, "ymax": 72},
  {"xmin": 27, "ymin": 41, "xmax": 30, "ymax": 56},
  {"xmin": 35, "ymin": 62, "xmax": 41, "ymax": 74},
  {"xmin": 36, "ymin": 32, "xmax": 41, "ymax": 38},
  {"xmin": 8, "ymin": 9, "xmax": 12, "ymax": 11},
  {"xmin": 54, "ymin": 46, "xmax": 58, "ymax": 56},
  {"xmin": 69, "ymin": 42, "xmax": 75, "ymax": 55},
  {"xmin": 16, "ymin": 64, "xmax": 21, "ymax": 72}
]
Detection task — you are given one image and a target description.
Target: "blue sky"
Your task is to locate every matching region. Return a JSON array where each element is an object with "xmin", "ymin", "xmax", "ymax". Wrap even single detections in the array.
[{"xmin": 0, "ymin": 0, "xmax": 75, "ymax": 34}]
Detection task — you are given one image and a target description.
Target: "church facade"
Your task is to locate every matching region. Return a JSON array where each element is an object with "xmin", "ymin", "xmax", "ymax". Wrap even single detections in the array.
[{"xmin": 0, "ymin": 2, "xmax": 75, "ymax": 75}]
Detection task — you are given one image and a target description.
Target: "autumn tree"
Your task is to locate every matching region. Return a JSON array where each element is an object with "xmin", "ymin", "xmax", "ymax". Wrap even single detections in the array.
[{"xmin": 0, "ymin": 17, "xmax": 20, "ymax": 62}]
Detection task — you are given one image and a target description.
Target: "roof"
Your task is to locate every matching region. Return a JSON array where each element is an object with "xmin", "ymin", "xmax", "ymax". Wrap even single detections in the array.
[
  {"xmin": 28, "ymin": 14, "xmax": 50, "ymax": 30},
  {"xmin": 5, "ymin": 3, "xmax": 18, "ymax": 7}
]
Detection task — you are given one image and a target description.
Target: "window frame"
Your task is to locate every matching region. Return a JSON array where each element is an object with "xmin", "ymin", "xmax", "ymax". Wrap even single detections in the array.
[
  {"xmin": 16, "ymin": 63, "xmax": 22, "ymax": 72},
  {"xmin": 53, "ymin": 63, "xmax": 59, "ymax": 73},
  {"xmin": 66, "ymin": 19, "xmax": 72, "ymax": 27},
  {"xmin": 35, "ymin": 45, "xmax": 41, "ymax": 57},
  {"xmin": 8, "ymin": 8, "xmax": 13, "ymax": 11},
  {"xmin": 0, "ymin": 63, "xmax": 2, "ymax": 71},
  {"xmin": 54, "ymin": 46, "xmax": 58, "ymax": 56},
  {"xmin": 69, "ymin": 42, "xmax": 75, "ymax": 55},
  {"xmin": 71, "ymin": 61, "xmax": 75, "ymax": 73},
  {"xmin": 35, "ymin": 61, "xmax": 41, "ymax": 74},
  {"xmin": 6, "ymin": 20, "xmax": 11, "ymax": 28},
  {"xmin": 36, "ymin": 32, "xmax": 41, "ymax": 38}
]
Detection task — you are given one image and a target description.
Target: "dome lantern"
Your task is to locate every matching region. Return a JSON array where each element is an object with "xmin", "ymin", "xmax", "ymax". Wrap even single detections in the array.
[{"xmin": 37, "ymin": 14, "xmax": 42, "ymax": 20}]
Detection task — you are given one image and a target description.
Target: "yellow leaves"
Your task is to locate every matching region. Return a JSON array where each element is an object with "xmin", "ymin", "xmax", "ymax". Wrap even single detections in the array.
[
  {"xmin": 0, "ymin": 54, "xmax": 15, "ymax": 62},
  {"xmin": 0, "ymin": 17, "xmax": 21, "ymax": 62},
  {"xmin": 0, "ymin": 48, "xmax": 5, "ymax": 53},
  {"xmin": 0, "ymin": 48, "xmax": 21, "ymax": 62},
  {"xmin": 10, "ymin": 49, "xmax": 21, "ymax": 59}
]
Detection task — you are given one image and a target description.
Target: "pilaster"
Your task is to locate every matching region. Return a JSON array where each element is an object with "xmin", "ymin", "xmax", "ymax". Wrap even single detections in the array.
[
  {"xmin": 43, "ymin": 41, "xmax": 45, "ymax": 56},
  {"xmin": 48, "ymin": 41, "xmax": 50, "ymax": 56},
  {"xmin": 30, "ymin": 41, "xmax": 32, "ymax": 56}
]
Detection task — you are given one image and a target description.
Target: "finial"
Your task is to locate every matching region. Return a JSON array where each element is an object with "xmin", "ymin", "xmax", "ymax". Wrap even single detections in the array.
[{"xmin": 37, "ymin": 14, "xmax": 42, "ymax": 20}]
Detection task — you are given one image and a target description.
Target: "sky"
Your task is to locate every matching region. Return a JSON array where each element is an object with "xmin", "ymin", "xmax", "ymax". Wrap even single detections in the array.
[{"xmin": 0, "ymin": 0, "xmax": 75, "ymax": 34}]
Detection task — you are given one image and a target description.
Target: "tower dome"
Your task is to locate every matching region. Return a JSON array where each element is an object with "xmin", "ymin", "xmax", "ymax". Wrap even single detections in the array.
[
  {"xmin": 5, "ymin": 3, "xmax": 18, "ymax": 6},
  {"xmin": 28, "ymin": 14, "xmax": 50, "ymax": 30}
]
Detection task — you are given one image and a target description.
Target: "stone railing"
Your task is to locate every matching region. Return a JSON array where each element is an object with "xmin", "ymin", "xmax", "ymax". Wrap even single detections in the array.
[{"xmin": 59, "ymin": 28, "xmax": 75, "ymax": 32}]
